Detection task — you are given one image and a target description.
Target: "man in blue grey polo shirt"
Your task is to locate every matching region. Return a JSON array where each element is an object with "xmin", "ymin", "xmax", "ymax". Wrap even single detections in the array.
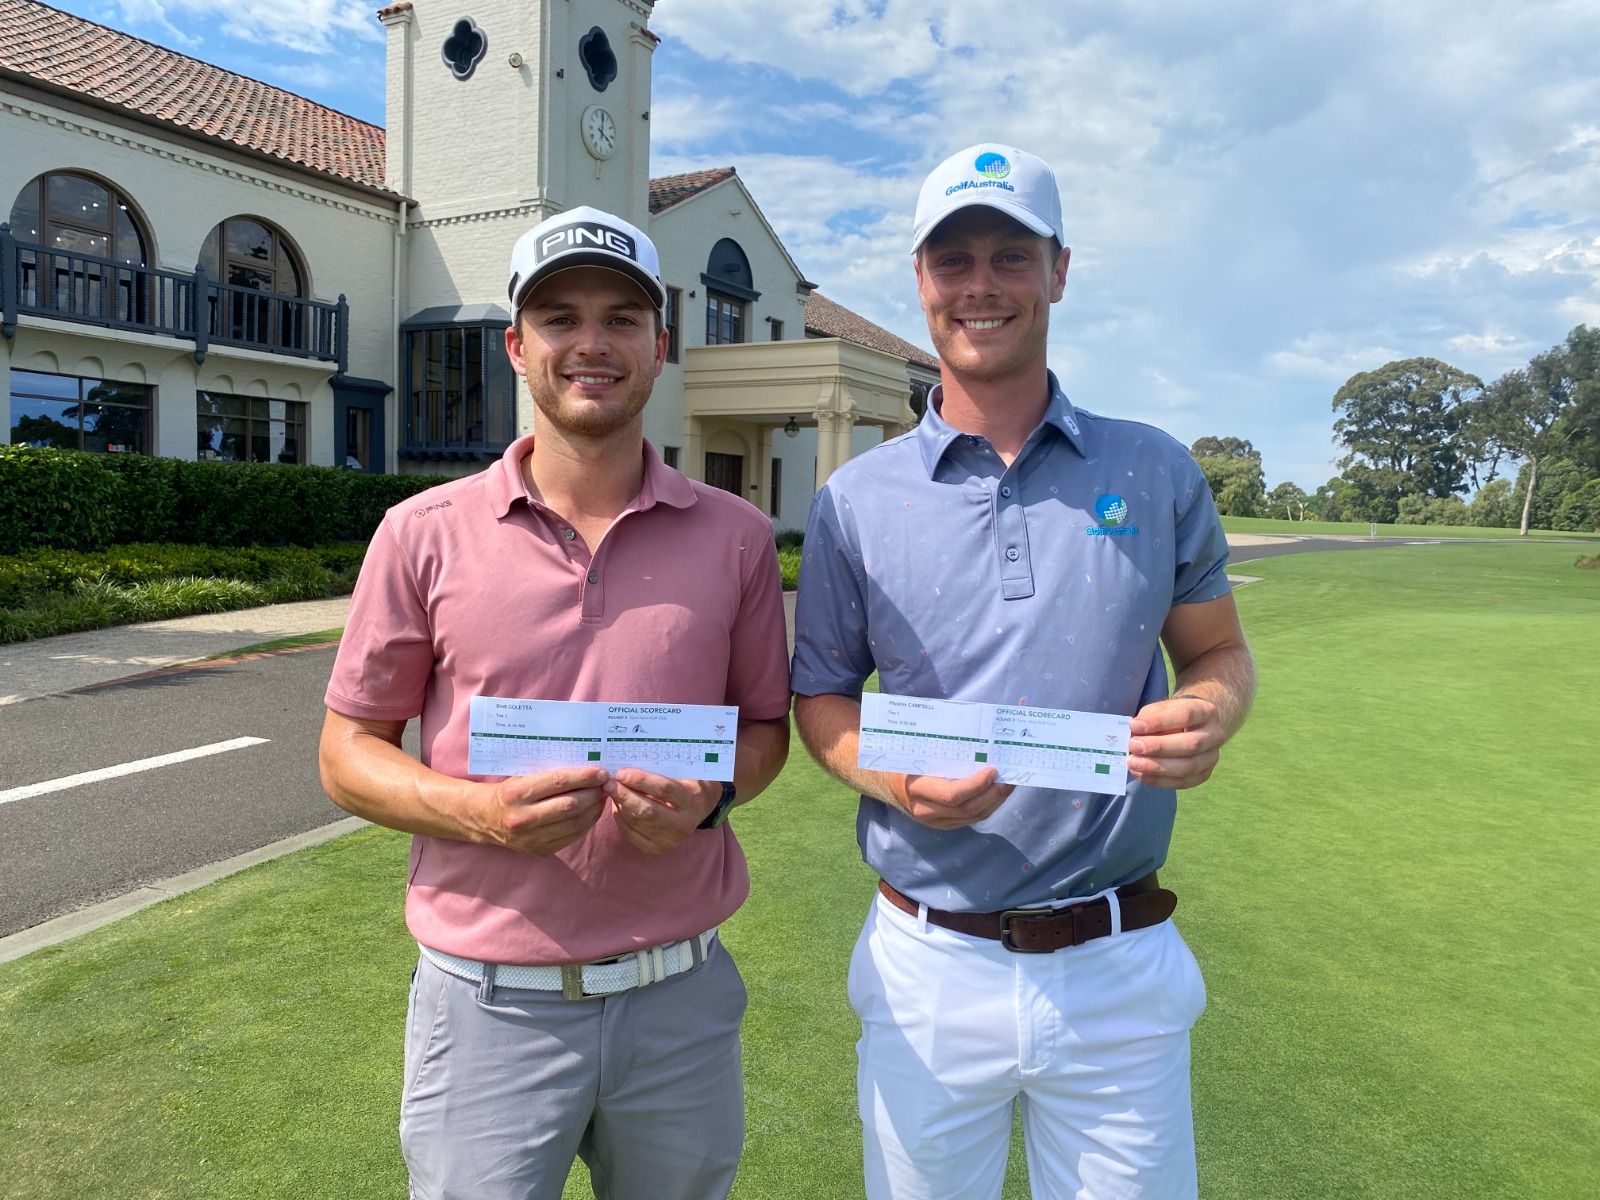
[{"xmin": 792, "ymin": 143, "xmax": 1257, "ymax": 1200}]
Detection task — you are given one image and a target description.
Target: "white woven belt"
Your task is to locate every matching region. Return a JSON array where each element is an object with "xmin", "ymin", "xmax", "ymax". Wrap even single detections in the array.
[{"xmin": 420, "ymin": 929, "xmax": 718, "ymax": 1001}]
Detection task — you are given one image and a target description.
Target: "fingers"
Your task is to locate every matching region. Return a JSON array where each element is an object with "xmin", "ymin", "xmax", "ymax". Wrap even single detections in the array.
[
  {"xmin": 607, "ymin": 768, "xmax": 702, "ymax": 812},
  {"xmin": 1128, "ymin": 727, "xmax": 1223, "ymax": 790},
  {"xmin": 1129, "ymin": 696, "xmax": 1215, "ymax": 737},
  {"xmin": 504, "ymin": 765, "xmax": 610, "ymax": 804},
  {"xmin": 898, "ymin": 769, "xmax": 1014, "ymax": 830},
  {"xmin": 495, "ymin": 784, "xmax": 608, "ymax": 856},
  {"xmin": 1128, "ymin": 747, "xmax": 1219, "ymax": 789},
  {"xmin": 607, "ymin": 775, "xmax": 717, "ymax": 857}
]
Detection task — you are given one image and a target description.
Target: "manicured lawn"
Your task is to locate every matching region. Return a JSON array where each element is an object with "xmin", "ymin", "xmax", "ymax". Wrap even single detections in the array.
[
  {"xmin": 0, "ymin": 542, "xmax": 1595, "ymax": 1198},
  {"xmin": 1221, "ymin": 514, "xmax": 1600, "ymax": 541}
]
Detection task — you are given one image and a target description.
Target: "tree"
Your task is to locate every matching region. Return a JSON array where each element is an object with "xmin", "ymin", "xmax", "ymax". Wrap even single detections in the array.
[
  {"xmin": 1465, "ymin": 335, "xmax": 1592, "ymax": 535},
  {"xmin": 1189, "ymin": 435, "xmax": 1265, "ymax": 516},
  {"xmin": 1468, "ymin": 478, "xmax": 1516, "ymax": 528},
  {"xmin": 1332, "ymin": 358, "xmax": 1481, "ymax": 502},
  {"xmin": 1265, "ymin": 481, "xmax": 1308, "ymax": 521},
  {"xmin": 1194, "ymin": 454, "xmax": 1266, "ymax": 516},
  {"xmin": 1189, "ymin": 436, "xmax": 1260, "ymax": 462}
]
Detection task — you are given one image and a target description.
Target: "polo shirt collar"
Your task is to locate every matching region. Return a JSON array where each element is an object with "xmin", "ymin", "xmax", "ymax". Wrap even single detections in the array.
[
  {"xmin": 915, "ymin": 371, "xmax": 1087, "ymax": 477},
  {"xmin": 486, "ymin": 435, "xmax": 697, "ymax": 519}
]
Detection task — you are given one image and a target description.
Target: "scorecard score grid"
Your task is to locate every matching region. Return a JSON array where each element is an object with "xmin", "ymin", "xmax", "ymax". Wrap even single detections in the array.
[
  {"xmin": 857, "ymin": 693, "xmax": 1131, "ymax": 794},
  {"xmin": 467, "ymin": 697, "xmax": 739, "ymax": 781}
]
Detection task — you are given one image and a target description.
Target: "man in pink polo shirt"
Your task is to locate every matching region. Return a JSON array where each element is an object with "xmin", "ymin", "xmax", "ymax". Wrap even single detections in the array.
[{"xmin": 319, "ymin": 206, "xmax": 791, "ymax": 1200}]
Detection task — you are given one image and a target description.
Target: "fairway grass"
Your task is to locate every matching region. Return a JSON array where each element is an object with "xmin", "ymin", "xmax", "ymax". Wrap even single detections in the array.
[
  {"xmin": 1, "ymin": 542, "xmax": 1596, "ymax": 1198},
  {"xmin": 1221, "ymin": 515, "xmax": 1600, "ymax": 541}
]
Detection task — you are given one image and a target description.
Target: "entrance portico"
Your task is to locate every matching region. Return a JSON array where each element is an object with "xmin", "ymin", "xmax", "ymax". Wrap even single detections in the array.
[{"xmin": 682, "ymin": 336, "xmax": 918, "ymax": 512}]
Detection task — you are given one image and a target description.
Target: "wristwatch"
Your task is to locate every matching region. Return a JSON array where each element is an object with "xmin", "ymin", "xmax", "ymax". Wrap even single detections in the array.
[{"xmin": 697, "ymin": 781, "xmax": 737, "ymax": 830}]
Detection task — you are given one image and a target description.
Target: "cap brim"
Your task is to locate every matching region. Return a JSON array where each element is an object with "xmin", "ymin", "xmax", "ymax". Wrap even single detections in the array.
[
  {"xmin": 910, "ymin": 195, "xmax": 1057, "ymax": 253},
  {"xmin": 511, "ymin": 252, "xmax": 666, "ymax": 312}
]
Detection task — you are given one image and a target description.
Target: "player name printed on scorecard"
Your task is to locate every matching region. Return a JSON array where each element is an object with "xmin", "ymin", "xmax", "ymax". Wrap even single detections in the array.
[
  {"xmin": 857, "ymin": 693, "xmax": 1131, "ymax": 795},
  {"xmin": 468, "ymin": 698, "xmax": 738, "ymax": 782}
]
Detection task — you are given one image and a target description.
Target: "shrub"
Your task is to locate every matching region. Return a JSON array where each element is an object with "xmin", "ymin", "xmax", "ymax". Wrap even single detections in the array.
[
  {"xmin": 1578, "ymin": 553, "xmax": 1600, "ymax": 571},
  {"xmin": 0, "ymin": 543, "xmax": 367, "ymax": 609},
  {"xmin": 0, "ymin": 445, "xmax": 124, "ymax": 552},
  {"xmin": 778, "ymin": 545, "xmax": 801, "ymax": 591},
  {"xmin": 0, "ymin": 445, "xmax": 439, "ymax": 554}
]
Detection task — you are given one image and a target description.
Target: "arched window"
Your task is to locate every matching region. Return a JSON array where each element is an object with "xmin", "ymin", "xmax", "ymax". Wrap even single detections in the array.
[
  {"xmin": 10, "ymin": 171, "xmax": 149, "ymax": 265},
  {"xmin": 702, "ymin": 238, "xmax": 759, "ymax": 346},
  {"xmin": 200, "ymin": 217, "xmax": 308, "ymax": 351},
  {"xmin": 200, "ymin": 217, "xmax": 305, "ymax": 296}
]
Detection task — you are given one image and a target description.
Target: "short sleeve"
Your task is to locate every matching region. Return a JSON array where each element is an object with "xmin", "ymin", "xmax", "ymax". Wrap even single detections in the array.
[
  {"xmin": 323, "ymin": 518, "xmax": 436, "ymax": 720},
  {"xmin": 789, "ymin": 483, "xmax": 876, "ymax": 696},
  {"xmin": 723, "ymin": 529, "xmax": 794, "ymax": 722},
  {"xmin": 1171, "ymin": 452, "xmax": 1232, "ymax": 606}
]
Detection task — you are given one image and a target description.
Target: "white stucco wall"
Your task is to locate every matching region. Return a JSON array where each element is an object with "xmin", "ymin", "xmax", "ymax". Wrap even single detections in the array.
[
  {"xmin": 1, "ymin": 88, "xmax": 400, "ymax": 466},
  {"xmin": 649, "ymin": 177, "xmax": 814, "ymax": 519}
]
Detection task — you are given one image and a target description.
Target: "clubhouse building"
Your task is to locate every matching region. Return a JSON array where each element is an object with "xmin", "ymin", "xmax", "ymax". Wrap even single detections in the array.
[{"xmin": 0, "ymin": 0, "xmax": 936, "ymax": 528}]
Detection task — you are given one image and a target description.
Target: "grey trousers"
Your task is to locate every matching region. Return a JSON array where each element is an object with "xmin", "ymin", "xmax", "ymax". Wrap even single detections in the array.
[{"xmin": 400, "ymin": 938, "xmax": 748, "ymax": 1200}]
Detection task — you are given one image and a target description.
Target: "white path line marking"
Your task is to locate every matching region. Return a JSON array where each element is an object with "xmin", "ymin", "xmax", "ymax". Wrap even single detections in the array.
[{"xmin": 0, "ymin": 737, "xmax": 270, "ymax": 806}]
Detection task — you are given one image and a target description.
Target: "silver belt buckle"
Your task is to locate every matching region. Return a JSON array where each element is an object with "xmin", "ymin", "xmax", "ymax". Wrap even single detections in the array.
[{"xmin": 561, "ymin": 964, "xmax": 584, "ymax": 1001}]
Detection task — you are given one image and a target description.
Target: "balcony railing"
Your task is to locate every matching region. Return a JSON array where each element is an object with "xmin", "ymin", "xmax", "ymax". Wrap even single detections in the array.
[{"xmin": 0, "ymin": 223, "xmax": 348, "ymax": 370}]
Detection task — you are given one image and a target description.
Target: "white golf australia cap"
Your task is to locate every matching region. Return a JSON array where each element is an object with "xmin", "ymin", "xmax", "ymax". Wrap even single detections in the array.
[
  {"xmin": 508, "ymin": 205, "xmax": 666, "ymax": 312},
  {"xmin": 910, "ymin": 143, "xmax": 1064, "ymax": 253}
]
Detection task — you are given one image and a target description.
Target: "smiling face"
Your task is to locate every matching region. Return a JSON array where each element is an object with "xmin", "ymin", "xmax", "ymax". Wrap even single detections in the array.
[
  {"xmin": 915, "ymin": 207, "xmax": 1070, "ymax": 390},
  {"xmin": 505, "ymin": 265, "xmax": 669, "ymax": 440}
]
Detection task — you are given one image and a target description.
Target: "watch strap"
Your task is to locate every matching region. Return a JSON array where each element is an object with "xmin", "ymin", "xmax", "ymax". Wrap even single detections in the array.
[{"xmin": 697, "ymin": 780, "xmax": 737, "ymax": 830}]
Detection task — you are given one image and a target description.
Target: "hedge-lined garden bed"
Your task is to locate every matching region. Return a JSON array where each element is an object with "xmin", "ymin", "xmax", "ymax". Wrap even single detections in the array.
[
  {"xmin": 0, "ymin": 445, "xmax": 438, "ymax": 554},
  {"xmin": 0, "ymin": 543, "xmax": 368, "ymax": 644},
  {"xmin": 0, "ymin": 447, "xmax": 808, "ymax": 644}
]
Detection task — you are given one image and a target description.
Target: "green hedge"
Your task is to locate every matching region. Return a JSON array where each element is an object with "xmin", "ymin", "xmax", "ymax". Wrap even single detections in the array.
[
  {"xmin": 0, "ymin": 445, "xmax": 439, "ymax": 554},
  {"xmin": 0, "ymin": 543, "xmax": 367, "ymax": 609}
]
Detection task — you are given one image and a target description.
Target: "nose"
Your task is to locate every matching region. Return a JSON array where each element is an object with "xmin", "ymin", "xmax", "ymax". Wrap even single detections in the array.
[
  {"xmin": 961, "ymin": 257, "xmax": 1003, "ymax": 299},
  {"xmin": 570, "ymin": 315, "xmax": 615, "ymax": 356}
]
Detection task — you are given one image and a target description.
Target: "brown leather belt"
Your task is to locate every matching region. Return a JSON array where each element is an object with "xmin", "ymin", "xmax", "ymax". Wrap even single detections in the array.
[{"xmin": 877, "ymin": 873, "xmax": 1176, "ymax": 954}]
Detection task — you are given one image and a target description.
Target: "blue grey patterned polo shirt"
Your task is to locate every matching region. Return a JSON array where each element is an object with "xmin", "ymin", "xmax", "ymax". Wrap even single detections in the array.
[{"xmin": 790, "ymin": 373, "xmax": 1231, "ymax": 911}]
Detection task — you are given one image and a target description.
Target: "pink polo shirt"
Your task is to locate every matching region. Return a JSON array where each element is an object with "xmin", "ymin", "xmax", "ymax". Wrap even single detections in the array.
[{"xmin": 324, "ymin": 435, "xmax": 791, "ymax": 966}]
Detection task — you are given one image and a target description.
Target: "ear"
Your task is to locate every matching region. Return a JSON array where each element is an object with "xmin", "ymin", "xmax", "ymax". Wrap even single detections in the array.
[
  {"xmin": 652, "ymin": 324, "xmax": 669, "ymax": 377},
  {"xmin": 504, "ymin": 320, "xmax": 527, "ymax": 378},
  {"xmin": 1050, "ymin": 246, "xmax": 1071, "ymax": 303}
]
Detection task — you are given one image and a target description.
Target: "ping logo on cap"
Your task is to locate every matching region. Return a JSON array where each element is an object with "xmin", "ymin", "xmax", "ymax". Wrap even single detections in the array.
[
  {"xmin": 538, "ymin": 222, "xmax": 637, "ymax": 263},
  {"xmin": 975, "ymin": 152, "xmax": 1011, "ymax": 180}
]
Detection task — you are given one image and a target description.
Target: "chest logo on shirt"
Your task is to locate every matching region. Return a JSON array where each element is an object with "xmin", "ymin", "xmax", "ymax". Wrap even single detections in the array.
[{"xmin": 1088, "ymin": 493, "xmax": 1140, "ymax": 537}]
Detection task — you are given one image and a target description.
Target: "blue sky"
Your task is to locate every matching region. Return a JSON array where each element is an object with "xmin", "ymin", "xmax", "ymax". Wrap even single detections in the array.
[{"xmin": 53, "ymin": 0, "xmax": 1600, "ymax": 489}]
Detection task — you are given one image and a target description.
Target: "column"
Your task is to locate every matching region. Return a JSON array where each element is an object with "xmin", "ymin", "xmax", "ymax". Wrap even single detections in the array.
[
  {"xmin": 813, "ymin": 409, "xmax": 838, "ymax": 487},
  {"xmin": 833, "ymin": 409, "xmax": 857, "ymax": 476}
]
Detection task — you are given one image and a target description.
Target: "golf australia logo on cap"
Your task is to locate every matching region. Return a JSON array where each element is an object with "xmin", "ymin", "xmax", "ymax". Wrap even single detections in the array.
[
  {"xmin": 1087, "ymin": 493, "xmax": 1139, "ymax": 538},
  {"xmin": 538, "ymin": 222, "xmax": 637, "ymax": 264},
  {"xmin": 975, "ymin": 152, "xmax": 1011, "ymax": 180},
  {"xmin": 945, "ymin": 151, "xmax": 1018, "ymax": 198}
]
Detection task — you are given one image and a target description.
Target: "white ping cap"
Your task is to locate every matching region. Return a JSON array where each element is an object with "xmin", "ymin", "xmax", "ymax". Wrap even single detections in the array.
[
  {"xmin": 508, "ymin": 206, "xmax": 666, "ymax": 312},
  {"xmin": 910, "ymin": 143, "xmax": 1064, "ymax": 254}
]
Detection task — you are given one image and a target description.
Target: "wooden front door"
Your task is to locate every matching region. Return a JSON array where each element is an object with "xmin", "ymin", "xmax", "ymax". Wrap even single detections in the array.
[{"xmin": 704, "ymin": 452, "xmax": 743, "ymax": 497}]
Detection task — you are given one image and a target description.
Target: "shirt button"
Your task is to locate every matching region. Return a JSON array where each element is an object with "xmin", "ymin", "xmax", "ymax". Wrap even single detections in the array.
[
  {"xmin": 562, "ymin": 528, "xmax": 576, "ymax": 541},
  {"xmin": 587, "ymin": 571, "xmax": 599, "ymax": 584},
  {"xmin": 1000, "ymin": 486, "xmax": 1012, "ymax": 498},
  {"xmin": 1005, "ymin": 547, "xmax": 1020, "ymax": 561}
]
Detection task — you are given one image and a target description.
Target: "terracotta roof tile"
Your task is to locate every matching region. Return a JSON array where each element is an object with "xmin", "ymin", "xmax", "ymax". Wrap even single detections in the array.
[
  {"xmin": 648, "ymin": 167, "xmax": 735, "ymax": 214},
  {"xmin": 805, "ymin": 291, "xmax": 937, "ymax": 369},
  {"xmin": 0, "ymin": 0, "xmax": 390, "ymax": 193},
  {"xmin": 376, "ymin": 2, "xmax": 412, "ymax": 16}
]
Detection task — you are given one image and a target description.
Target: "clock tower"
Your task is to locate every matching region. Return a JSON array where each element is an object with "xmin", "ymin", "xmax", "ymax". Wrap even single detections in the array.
[{"xmin": 381, "ymin": 0, "xmax": 657, "ymax": 309}]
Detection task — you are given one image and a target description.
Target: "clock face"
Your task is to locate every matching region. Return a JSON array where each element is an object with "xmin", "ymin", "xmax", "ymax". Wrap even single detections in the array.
[{"xmin": 581, "ymin": 105, "xmax": 617, "ymax": 160}]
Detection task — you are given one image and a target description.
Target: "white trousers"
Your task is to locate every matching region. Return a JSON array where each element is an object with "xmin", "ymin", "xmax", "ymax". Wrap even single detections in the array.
[{"xmin": 848, "ymin": 892, "xmax": 1207, "ymax": 1200}]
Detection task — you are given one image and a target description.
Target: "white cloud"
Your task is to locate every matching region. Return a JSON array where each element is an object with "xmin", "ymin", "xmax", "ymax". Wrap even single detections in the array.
[
  {"xmin": 651, "ymin": 0, "xmax": 1600, "ymax": 485},
  {"xmin": 120, "ymin": 0, "xmax": 380, "ymax": 54}
]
